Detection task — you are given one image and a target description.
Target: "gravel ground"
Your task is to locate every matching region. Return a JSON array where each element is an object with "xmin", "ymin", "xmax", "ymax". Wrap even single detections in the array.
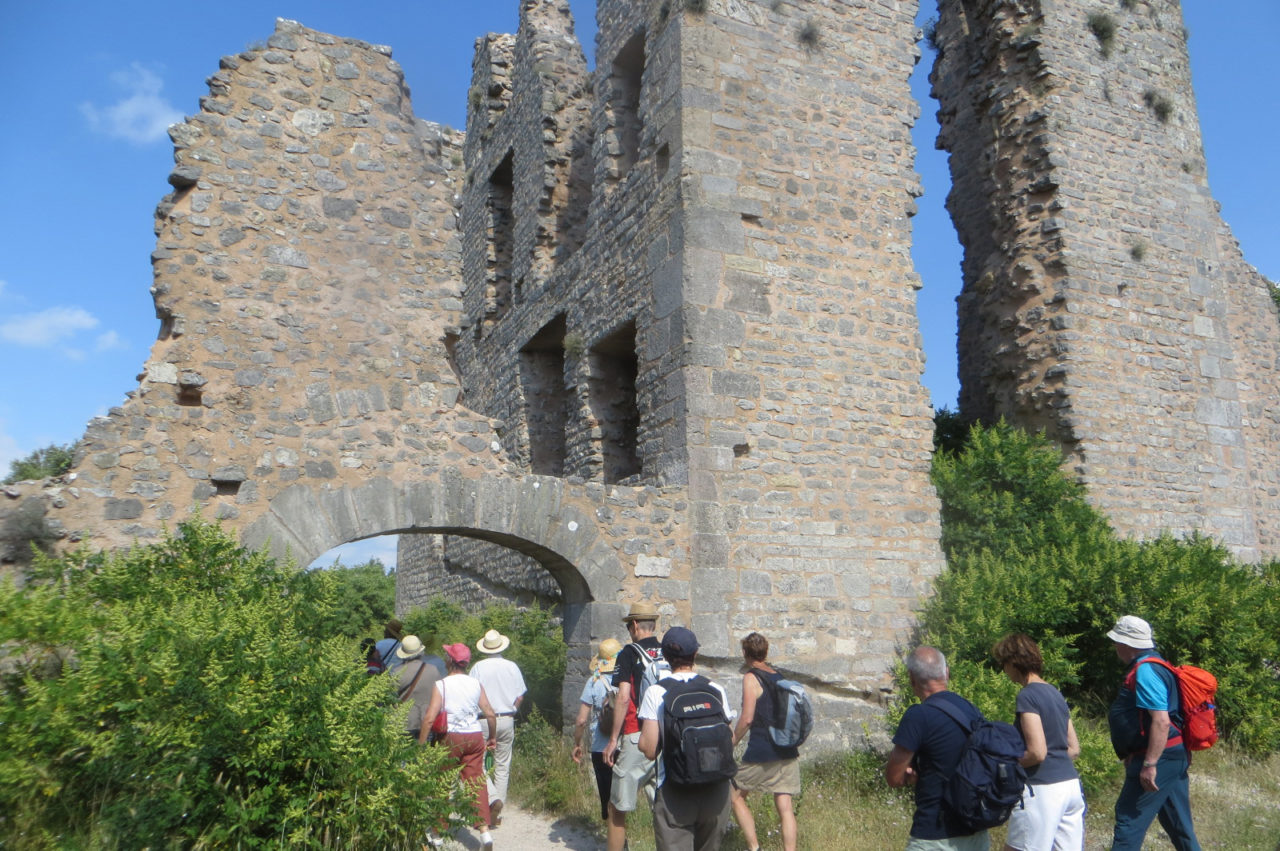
[{"xmin": 434, "ymin": 802, "xmax": 603, "ymax": 851}]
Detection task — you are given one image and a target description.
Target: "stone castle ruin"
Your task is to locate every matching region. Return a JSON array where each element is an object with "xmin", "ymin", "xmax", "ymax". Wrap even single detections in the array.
[{"xmin": 3, "ymin": 0, "xmax": 1276, "ymax": 735}]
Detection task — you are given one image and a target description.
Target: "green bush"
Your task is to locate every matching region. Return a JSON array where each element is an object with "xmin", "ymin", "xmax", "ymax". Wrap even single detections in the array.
[
  {"xmin": 0, "ymin": 520, "xmax": 460, "ymax": 849},
  {"xmin": 402, "ymin": 597, "xmax": 567, "ymax": 725},
  {"xmin": 4, "ymin": 443, "xmax": 75, "ymax": 484},
  {"xmin": 922, "ymin": 420, "xmax": 1280, "ymax": 758}
]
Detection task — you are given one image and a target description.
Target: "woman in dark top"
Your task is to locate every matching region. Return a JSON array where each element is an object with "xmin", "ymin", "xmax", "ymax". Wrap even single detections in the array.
[
  {"xmin": 992, "ymin": 633, "xmax": 1085, "ymax": 851},
  {"xmin": 729, "ymin": 632, "xmax": 800, "ymax": 851}
]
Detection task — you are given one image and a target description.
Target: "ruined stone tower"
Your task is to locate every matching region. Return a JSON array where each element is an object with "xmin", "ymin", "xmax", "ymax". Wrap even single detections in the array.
[
  {"xmin": 932, "ymin": 0, "xmax": 1280, "ymax": 560},
  {"xmin": 403, "ymin": 0, "xmax": 945, "ymax": 692}
]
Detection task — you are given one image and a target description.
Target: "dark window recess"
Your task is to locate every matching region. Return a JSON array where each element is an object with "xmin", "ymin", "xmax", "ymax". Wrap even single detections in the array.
[
  {"xmin": 520, "ymin": 316, "xmax": 569, "ymax": 476},
  {"xmin": 608, "ymin": 32, "xmax": 645, "ymax": 182},
  {"xmin": 656, "ymin": 142, "xmax": 670, "ymax": 178},
  {"xmin": 590, "ymin": 321, "xmax": 641, "ymax": 483},
  {"xmin": 212, "ymin": 479, "xmax": 241, "ymax": 497},
  {"xmin": 487, "ymin": 150, "xmax": 515, "ymax": 322},
  {"xmin": 177, "ymin": 386, "xmax": 203, "ymax": 406}
]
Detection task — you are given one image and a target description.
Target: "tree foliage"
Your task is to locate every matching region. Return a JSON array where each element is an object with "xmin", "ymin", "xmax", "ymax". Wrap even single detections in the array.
[
  {"xmin": 304, "ymin": 559, "xmax": 397, "ymax": 639},
  {"xmin": 0, "ymin": 520, "xmax": 461, "ymax": 849},
  {"xmin": 403, "ymin": 596, "xmax": 567, "ymax": 726},
  {"xmin": 921, "ymin": 420, "xmax": 1280, "ymax": 768},
  {"xmin": 4, "ymin": 443, "xmax": 75, "ymax": 484}
]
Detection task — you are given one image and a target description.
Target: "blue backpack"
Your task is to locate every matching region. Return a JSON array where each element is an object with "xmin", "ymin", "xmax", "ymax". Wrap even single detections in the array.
[
  {"xmin": 751, "ymin": 669, "xmax": 814, "ymax": 748},
  {"xmin": 930, "ymin": 698, "xmax": 1027, "ymax": 833}
]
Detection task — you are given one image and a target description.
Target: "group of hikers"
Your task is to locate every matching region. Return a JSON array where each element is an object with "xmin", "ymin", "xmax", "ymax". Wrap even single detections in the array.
[
  {"xmin": 367, "ymin": 609, "xmax": 1203, "ymax": 851},
  {"xmin": 367, "ymin": 620, "xmax": 527, "ymax": 851},
  {"xmin": 888, "ymin": 615, "xmax": 1204, "ymax": 851}
]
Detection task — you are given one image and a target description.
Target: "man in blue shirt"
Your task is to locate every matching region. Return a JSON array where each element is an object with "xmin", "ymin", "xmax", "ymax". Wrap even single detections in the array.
[
  {"xmin": 885, "ymin": 646, "xmax": 989, "ymax": 850},
  {"xmin": 1106, "ymin": 615, "xmax": 1201, "ymax": 850}
]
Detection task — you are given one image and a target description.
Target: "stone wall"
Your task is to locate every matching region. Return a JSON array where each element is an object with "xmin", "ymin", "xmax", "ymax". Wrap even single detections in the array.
[{"xmin": 933, "ymin": 0, "xmax": 1280, "ymax": 560}]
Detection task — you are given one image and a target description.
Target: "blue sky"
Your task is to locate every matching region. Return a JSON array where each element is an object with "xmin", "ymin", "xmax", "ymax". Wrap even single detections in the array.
[{"xmin": 2, "ymin": 1, "xmax": 1275, "ymax": 568}]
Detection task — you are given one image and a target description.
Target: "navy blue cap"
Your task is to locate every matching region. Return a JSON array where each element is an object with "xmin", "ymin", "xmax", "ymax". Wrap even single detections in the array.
[{"xmin": 661, "ymin": 626, "xmax": 699, "ymax": 657}]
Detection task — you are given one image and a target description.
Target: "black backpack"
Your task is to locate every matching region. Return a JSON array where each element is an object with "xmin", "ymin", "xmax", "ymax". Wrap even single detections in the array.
[
  {"xmin": 660, "ymin": 675, "xmax": 737, "ymax": 786},
  {"xmin": 930, "ymin": 697, "xmax": 1027, "ymax": 833}
]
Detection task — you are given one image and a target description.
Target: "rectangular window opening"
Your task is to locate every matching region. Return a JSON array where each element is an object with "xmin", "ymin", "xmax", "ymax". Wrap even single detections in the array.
[
  {"xmin": 486, "ymin": 150, "xmax": 516, "ymax": 324},
  {"xmin": 590, "ymin": 321, "xmax": 641, "ymax": 484},
  {"xmin": 212, "ymin": 479, "xmax": 241, "ymax": 497},
  {"xmin": 520, "ymin": 315, "xmax": 569, "ymax": 476},
  {"xmin": 608, "ymin": 32, "xmax": 645, "ymax": 183}
]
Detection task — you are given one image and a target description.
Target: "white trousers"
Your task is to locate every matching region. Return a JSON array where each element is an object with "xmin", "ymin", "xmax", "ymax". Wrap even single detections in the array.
[{"xmin": 486, "ymin": 715, "xmax": 516, "ymax": 804}]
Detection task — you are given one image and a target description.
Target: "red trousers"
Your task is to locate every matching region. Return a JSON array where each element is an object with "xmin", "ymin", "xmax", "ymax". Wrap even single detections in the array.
[{"xmin": 444, "ymin": 731, "xmax": 489, "ymax": 828}]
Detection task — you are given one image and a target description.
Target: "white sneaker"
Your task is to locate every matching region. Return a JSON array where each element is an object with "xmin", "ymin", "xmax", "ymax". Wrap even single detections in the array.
[{"xmin": 480, "ymin": 830, "xmax": 494, "ymax": 850}]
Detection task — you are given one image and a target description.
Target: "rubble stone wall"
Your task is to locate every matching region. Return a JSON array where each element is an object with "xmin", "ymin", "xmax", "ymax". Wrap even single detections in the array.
[{"xmin": 933, "ymin": 0, "xmax": 1280, "ymax": 560}]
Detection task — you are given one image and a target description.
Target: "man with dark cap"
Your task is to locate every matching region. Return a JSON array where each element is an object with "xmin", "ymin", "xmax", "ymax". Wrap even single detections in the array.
[{"xmin": 638, "ymin": 626, "xmax": 736, "ymax": 851}]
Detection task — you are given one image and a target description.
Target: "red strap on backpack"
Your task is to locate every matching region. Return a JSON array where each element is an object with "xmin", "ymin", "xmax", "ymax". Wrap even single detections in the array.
[{"xmin": 1124, "ymin": 657, "xmax": 1219, "ymax": 751}]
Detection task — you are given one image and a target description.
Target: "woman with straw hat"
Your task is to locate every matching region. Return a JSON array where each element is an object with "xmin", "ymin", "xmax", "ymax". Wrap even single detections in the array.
[{"xmin": 572, "ymin": 638, "xmax": 624, "ymax": 820}]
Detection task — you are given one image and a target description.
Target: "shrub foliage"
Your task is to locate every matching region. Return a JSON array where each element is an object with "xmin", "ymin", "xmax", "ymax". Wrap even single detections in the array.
[
  {"xmin": 3, "ymin": 443, "xmax": 75, "ymax": 484},
  {"xmin": 923, "ymin": 420, "xmax": 1280, "ymax": 765},
  {"xmin": 0, "ymin": 520, "xmax": 460, "ymax": 849}
]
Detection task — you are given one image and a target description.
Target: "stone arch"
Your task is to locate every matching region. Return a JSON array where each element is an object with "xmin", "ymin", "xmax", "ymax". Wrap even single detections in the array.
[{"xmin": 241, "ymin": 473, "xmax": 631, "ymax": 714}]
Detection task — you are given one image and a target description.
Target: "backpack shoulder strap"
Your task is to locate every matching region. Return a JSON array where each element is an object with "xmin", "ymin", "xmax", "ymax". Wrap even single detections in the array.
[
  {"xmin": 397, "ymin": 661, "xmax": 427, "ymax": 703},
  {"xmin": 1124, "ymin": 655, "xmax": 1176, "ymax": 688},
  {"xmin": 382, "ymin": 639, "xmax": 401, "ymax": 666},
  {"xmin": 927, "ymin": 694, "xmax": 978, "ymax": 733}
]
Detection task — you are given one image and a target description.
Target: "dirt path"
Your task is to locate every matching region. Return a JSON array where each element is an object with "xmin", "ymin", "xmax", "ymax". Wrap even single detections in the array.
[{"xmin": 435, "ymin": 802, "xmax": 603, "ymax": 850}]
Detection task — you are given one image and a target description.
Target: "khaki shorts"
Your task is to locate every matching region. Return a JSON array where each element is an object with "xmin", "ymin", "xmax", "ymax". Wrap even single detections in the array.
[
  {"xmin": 609, "ymin": 733, "xmax": 657, "ymax": 813},
  {"xmin": 733, "ymin": 757, "xmax": 802, "ymax": 796}
]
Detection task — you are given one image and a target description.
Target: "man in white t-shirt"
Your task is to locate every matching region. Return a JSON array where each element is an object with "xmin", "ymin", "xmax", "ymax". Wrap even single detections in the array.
[
  {"xmin": 470, "ymin": 629, "xmax": 527, "ymax": 828},
  {"xmin": 638, "ymin": 626, "xmax": 736, "ymax": 851}
]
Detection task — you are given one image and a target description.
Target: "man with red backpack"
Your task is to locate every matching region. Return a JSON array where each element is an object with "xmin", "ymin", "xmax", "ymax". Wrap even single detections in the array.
[{"xmin": 1106, "ymin": 615, "xmax": 1202, "ymax": 851}]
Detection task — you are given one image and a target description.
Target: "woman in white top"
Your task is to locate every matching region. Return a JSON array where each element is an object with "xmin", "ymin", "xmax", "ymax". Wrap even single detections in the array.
[{"xmin": 422, "ymin": 642, "xmax": 498, "ymax": 850}]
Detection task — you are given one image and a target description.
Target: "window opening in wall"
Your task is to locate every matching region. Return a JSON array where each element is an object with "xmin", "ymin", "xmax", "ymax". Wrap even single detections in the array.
[
  {"xmin": 520, "ymin": 315, "xmax": 569, "ymax": 477},
  {"xmin": 177, "ymin": 386, "xmax": 203, "ymax": 407},
  {"xmin": 607, "ymin": 32, "xmax": 645, "ymax": 184},
  {"xmin": 487, "ymin": 150, "xmax": 515, "ymax": 325},
  {"xmin": 211, "ymin": 478, "xmax": 241, "ymax": 497},
  {"xmin": 589, "ymin": 321, "xmax": 641, "ymax": 484},
  {"xmin": 656, "ymin": 142, "xmax": 670, "ymax": 178}
]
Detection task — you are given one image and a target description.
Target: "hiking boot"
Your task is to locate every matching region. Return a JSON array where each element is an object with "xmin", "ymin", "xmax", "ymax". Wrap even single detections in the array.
[{"xmin": 488, "ymin": 798, "xmax": 503, "ymax": 827}]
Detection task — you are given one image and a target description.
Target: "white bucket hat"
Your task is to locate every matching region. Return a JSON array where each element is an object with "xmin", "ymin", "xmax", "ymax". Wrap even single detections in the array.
[
  {"xmin": 396, "ymin": 634, "xmax": 426, "ymax": 659},
  {"xmin": 1106, "ymin": 615, "xmax": 1155, "ymax": 650},
  {"xmin": 476, "ymin": 629, "xmax": 511, "ymax": 655}
]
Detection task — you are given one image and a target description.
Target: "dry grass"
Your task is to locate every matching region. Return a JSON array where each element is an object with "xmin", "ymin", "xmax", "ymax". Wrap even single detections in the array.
[{"xmin": 512, "ymin": 732, "xmax": 1280, "ymax": 850}]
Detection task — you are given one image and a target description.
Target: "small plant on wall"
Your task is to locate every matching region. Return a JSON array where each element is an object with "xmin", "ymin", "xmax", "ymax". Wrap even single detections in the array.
[
  {"xmin": 684, "ymin": 0, "xmax": 709, "ymax": 14},
  {"xmin": 1129, "ymin": 239, "xmax": 1148, "ymax": 261},
  {"xmin": 1143, "ymin": 89, "xmax": 1174, "ymax": 123},
  {"xmin": 563, "ymin": 331, "xmax": 586, "ymax": 357},
  {"xmin": 797, "ymin": 18, "xmax": 821, "ymax": 51},
  {"xmin": 1087, "ymin": 12, "xmax": 1116, "ymax": 57}
]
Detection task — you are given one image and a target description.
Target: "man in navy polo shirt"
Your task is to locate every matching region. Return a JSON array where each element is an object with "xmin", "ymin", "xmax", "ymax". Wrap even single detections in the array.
[{"xmin": 885, "ymin": 646, "xmax": 990, "ymax": 851}]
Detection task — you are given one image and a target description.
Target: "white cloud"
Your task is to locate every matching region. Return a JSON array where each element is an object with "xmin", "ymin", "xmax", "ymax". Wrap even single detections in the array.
[
  {"xmin": 0, "ymin": 306, "xmax": 99, "ymax": 347},
  {"xmin": 95, "ymin": 330, "xmax": 126, "ymax": 352},
  {"xmin": 80, "ymin": 63, "xmax": 184, "ymax": 145}
]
